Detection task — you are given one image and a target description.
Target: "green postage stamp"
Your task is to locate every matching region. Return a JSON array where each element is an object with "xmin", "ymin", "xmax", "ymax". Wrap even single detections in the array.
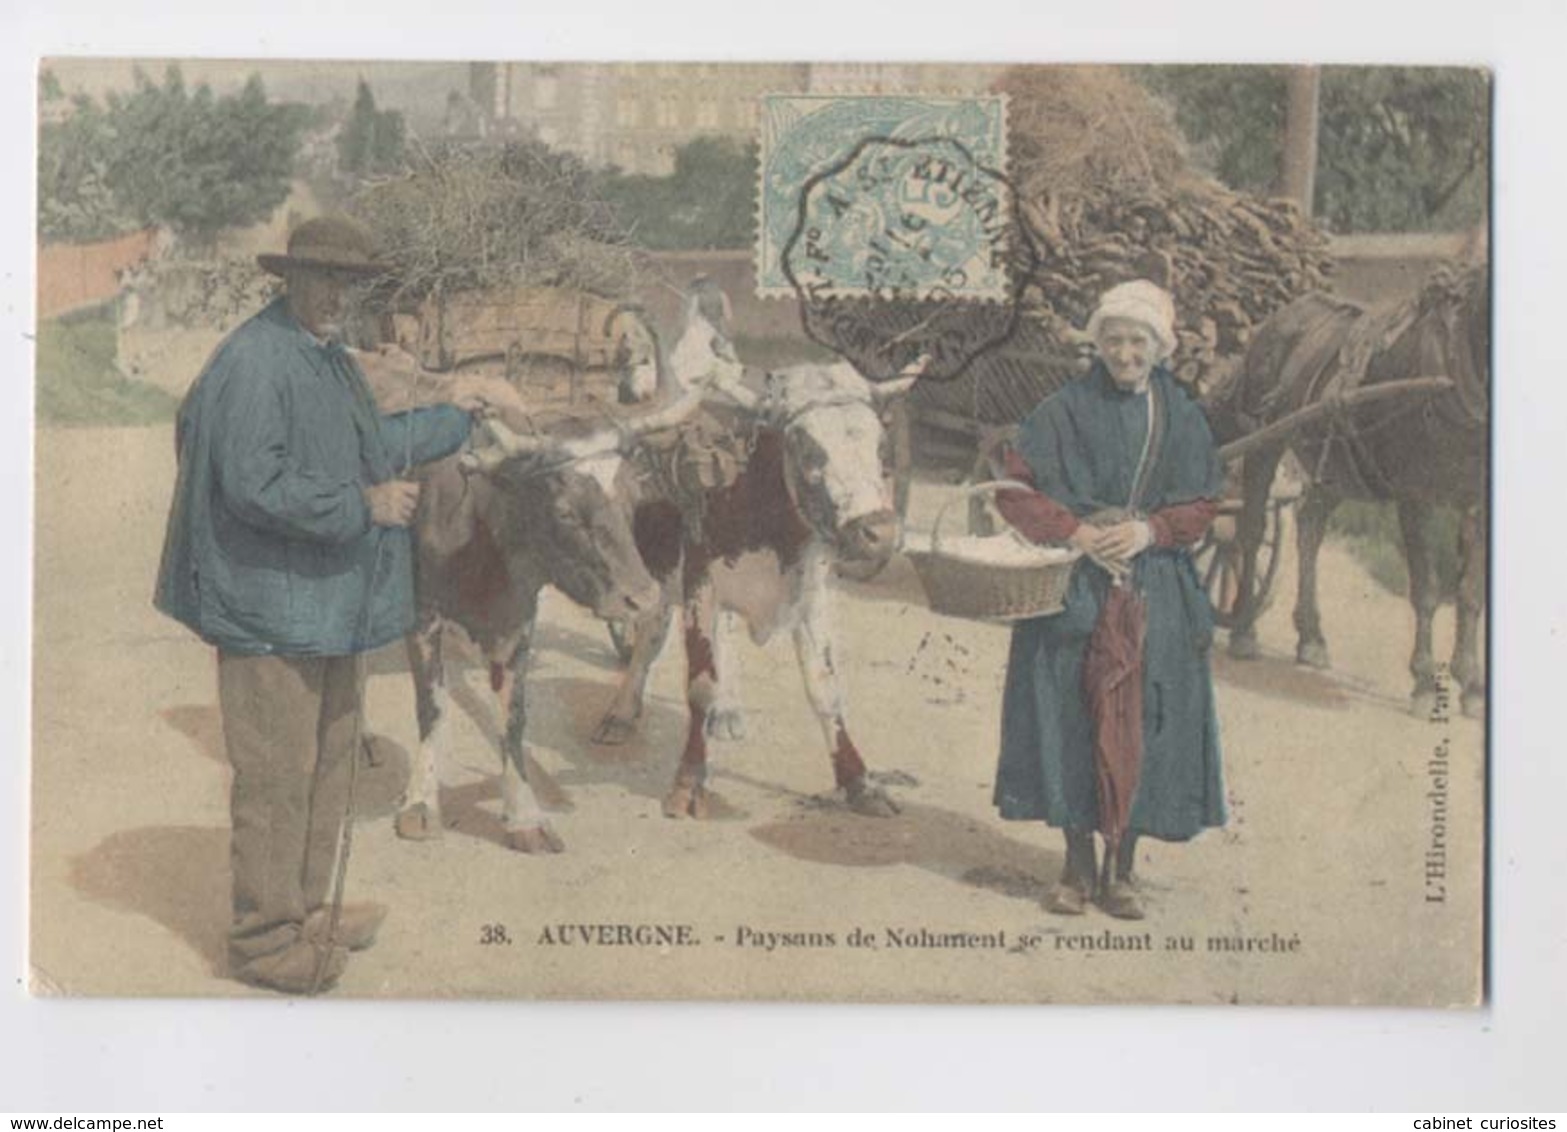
[{"xmin": 31, "ymin": 60, "xmax": 1488, "ymax": 1004}]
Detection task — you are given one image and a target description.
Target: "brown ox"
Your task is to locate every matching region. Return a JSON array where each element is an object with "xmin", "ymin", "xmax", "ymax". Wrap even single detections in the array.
[{"xmin": 357, "ymin": 346, "xmax": 704, "ymax": 852}]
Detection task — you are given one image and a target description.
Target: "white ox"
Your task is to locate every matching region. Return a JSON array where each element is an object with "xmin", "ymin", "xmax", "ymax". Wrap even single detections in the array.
[{"xmin": 550, "ymin": 289, "xmax": 922, "ymax": 817}]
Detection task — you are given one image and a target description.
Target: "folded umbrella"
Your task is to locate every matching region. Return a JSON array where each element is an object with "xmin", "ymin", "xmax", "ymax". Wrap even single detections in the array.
[{"xmin": 1081, "ymin": 581, "xmax": 1148, "ymax": 848}]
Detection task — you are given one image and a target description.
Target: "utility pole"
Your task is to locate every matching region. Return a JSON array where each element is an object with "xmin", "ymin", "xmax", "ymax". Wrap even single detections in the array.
[{"xmin": 1278, "ymin": 66, "xmax": 1322, "ymax": 215}]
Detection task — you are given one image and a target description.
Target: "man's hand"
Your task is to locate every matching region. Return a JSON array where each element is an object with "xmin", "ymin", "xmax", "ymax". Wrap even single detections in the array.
[
  {"xmin": 452, "ymin": 393, "xmax": 491, "ymax": 416},
  {"xmin": 364, "ymin": 480, "xmax": 421, "ymax": 527}
]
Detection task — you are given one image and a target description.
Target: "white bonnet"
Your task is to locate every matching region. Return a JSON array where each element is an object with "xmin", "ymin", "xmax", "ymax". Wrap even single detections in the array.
[{"xmin": 1086, "ymin": 279, "xmax": 1178, "ymax": 361}]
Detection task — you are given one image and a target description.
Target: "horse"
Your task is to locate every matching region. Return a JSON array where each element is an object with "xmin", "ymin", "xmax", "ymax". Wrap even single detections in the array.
[{"xmin": 1216, "ymin": 262, "xmax": 1489, "ymax": 719}]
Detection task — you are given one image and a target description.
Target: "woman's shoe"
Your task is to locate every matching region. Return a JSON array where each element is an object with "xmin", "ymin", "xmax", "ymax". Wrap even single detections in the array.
[
  {"xmin": 1043, "ymin": 879, "xmax": 1091, "ymax": 915},
  {"xmin": 1096, "ymin": 879, "xmax": 1146, "ymax": 920}
]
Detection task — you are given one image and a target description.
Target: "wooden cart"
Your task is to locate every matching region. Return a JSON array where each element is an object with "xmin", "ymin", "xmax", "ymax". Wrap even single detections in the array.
[{"xmin": 392, "ymin": 283, "xmax": 652, "ymax": 411}]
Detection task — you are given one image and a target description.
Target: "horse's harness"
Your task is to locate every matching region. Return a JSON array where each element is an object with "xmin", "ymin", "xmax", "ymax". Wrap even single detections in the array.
[{"xmin": 1293, "ymin": 277, "xmax": 1485, "ymax": 497}]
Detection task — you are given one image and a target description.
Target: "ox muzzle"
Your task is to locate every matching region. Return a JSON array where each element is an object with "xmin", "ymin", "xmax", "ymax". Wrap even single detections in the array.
[{"xmin": 836, "ymin": 508, "xmax": 899, "ymax": 568}]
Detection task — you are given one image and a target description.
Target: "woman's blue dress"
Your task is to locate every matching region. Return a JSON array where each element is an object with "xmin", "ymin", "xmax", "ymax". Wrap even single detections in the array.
[{"xmin": 994, "ymin": 363, "xmax": 1227, "ymax": 841}]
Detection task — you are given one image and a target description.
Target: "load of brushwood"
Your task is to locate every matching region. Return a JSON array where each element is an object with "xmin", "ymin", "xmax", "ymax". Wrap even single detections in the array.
[
  {"xmin": 997, "ymin": 66, "xmax": 1334, "ymax": 396},
  {"xmin": 349, "ymin": 140, "xmax": 641, "ymax": 311}
]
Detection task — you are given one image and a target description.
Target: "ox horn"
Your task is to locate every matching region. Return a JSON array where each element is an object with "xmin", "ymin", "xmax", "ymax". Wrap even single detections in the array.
[
  {"xmin": 871, "ymin": 352, "xmax": 930, "ymax": 402},
  {"xmin": 707, "ymin": 360, "xmax": 760, "ymax": 410},
  {"xmin": 458, "ymin": 416, "xmax": 625, "ymax": 475},
  {"xmin": 614, "ymin": 381, "xmax": 707, "ymax": 441},
  {"xmin": 462, "ymin": 383, "xmax": 710, "ymax": 476}
]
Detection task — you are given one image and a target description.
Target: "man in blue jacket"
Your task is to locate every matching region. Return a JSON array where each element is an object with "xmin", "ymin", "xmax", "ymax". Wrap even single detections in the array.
[{"xmin": 155, "ymin": 216, "xmax": 479, "ymax": 994}]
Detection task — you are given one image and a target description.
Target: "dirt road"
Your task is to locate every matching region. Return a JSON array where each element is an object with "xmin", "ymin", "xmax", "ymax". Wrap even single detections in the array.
[{"xmin": 30, "ymin": 424, "xmax": 1483, "ymax": 1004}]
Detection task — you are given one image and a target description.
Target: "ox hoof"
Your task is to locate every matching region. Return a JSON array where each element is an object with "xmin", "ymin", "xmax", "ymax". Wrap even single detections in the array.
[
  {"xmin": 592, "ymin": 712, "xmax": 640, "ymax": 746},
  {"xmin": 662, "ymin": 783, "xmax": 711, "ymax": 820},
  {"xmin": 1296, "ymin": 641, "xmax": 1331, "ymax": 670},
  {"xmin": 394, "ymin": 803, "xmax": 443, "ymax": 841},
  {"xmin": 507, "ymin": 823, "xmax": 565, "ymax": 854},
  {"xmin": 1461, "ymin": 691, "xmax": 1486, "ymax": 720},
  {"xmin": 705, "ymin": 707, "xmax": 748, "ymax": 742},
  {"xmin": 845, "ymin": 780, "xmax": 901, "ymax": 818},
  {"xmin": 1227, "ymin": 632, "xmax": 1261, "ymax": 661},
  {"xmin": 1410, "ymin": 691, "xmax": 1439, "ymax": 721}
]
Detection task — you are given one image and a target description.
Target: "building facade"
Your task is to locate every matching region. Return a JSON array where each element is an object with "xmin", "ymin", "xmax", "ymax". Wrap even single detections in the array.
[{"xmin": 467, "ymin": 62, "xmax": 1003, "ymax": 174}]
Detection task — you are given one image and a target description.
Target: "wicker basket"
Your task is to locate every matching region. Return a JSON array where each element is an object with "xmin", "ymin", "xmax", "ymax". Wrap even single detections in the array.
[{"xmin": 905, "ymin": 481, "xmax": 1082, "ymax": 622}]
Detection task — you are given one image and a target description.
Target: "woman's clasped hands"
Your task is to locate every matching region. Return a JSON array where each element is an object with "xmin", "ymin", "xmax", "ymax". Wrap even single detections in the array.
[{"xmin": 1069, "ymin": 519, "xmax": 1153, "ymax": 582}]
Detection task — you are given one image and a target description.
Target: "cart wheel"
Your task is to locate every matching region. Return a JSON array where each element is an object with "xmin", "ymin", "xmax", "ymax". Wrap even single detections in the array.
[
  {"xmin": 607, "ymin": 619, "xmax": 636, "ymax": 664},
  {"xmin": 1196, "ymin": 498, "xmax": 1289, "ymax": 630}
]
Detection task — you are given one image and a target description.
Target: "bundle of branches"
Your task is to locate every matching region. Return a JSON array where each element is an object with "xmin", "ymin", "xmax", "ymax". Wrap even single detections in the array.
[
  {"xmin": 997, "ymin": 66, "xmax": 1333, "ymax": 393},
  {"xmin": 350, "ymin": 139, "xmax": 641, "ymax": 310}
]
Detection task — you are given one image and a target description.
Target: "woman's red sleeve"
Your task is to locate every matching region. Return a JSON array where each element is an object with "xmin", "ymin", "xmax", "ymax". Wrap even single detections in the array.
[
  {"xmin": 994, "ymin": 449, "xmax": 1080, "ymax": 544},
  {"xmin": 1148, "ymin": 499, "xmax": 1219, "ymax": 547}
]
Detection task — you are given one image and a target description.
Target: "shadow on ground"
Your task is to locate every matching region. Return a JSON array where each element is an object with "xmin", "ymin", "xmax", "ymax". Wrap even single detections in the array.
[
  {"xmin": 1210, "ymin": 648, "xmax": 1354, "ymax": 709},
  {"xmin": 158, "ymin": 704, "xmax": 225, "ymax": 765},
  {"xmin": 362, "ymin": 619, "xmax": 627, "ymax": 679},
  {"xmin": 69, "ymin": 825, "xmax": 230, "ymax": 974},
  {"xmin": 750, "ymin": 800, "xmax": 1063, "ymax": 908},
  {"xmin": 446, "ymin": 671, "xmax": 691, "ymax": 806}
]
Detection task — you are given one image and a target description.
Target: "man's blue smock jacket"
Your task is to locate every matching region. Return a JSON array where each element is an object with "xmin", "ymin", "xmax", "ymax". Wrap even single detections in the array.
[{"xmin": 154, "ymin": 297, "xmax": 472, "ymax": 657}]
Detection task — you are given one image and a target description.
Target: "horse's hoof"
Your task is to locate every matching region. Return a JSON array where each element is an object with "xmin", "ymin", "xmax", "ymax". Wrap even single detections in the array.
[
  {"xmin": 1297, "ymin": 641, "xmax": 1331, "ymax": 669},
  {"xmin": 662, "ymin": 783, "xmax": 709, "ymax": 819},
  {"xmin": 394, "ymin": 803, "xmax": 442, "ymax": 841},
  {"xmin": 592, "ymin": 712, "xmax": 639, "ymax": 746},
  {"xmin": 706, "ymin": 706, "xmax": 747, "ymax": 742},
  {"xmin": 1227, "ymin": 632, "xmax": 1261, "ymax": 661},
  {"xmin": 846, "ymin": 781, "xmax": 901, "ymax": 818},
  {"xmin": 1461, "ymin": 691, "xmax": 1486, "ymax": 720},
  {"xmin": 507, "ymin": 823, "xmax": 565, "ymax": 854},
  {"xmin": 1410, "ymin": 691, "xmax": 1439, "ymax": 721}
]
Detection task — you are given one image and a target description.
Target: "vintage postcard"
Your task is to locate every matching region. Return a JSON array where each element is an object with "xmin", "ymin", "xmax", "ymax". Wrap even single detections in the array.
[{"xmin": 31, "ymin": 60, "xmax": 1488, "ymax": 1003}]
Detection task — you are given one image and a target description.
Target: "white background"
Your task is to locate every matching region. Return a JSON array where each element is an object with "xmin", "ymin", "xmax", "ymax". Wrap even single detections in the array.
[{"xmin": 4, "ymin": 0, "xmax": 1564, "ymax": 1112}]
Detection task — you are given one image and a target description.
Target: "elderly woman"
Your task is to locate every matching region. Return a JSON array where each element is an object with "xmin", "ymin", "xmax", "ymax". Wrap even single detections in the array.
[{"xmin": 993, "ymin": 280, "xmax": 1226, "ymax": 919}]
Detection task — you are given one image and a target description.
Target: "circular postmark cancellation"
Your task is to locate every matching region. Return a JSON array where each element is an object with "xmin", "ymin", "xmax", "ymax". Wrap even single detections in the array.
[{"xmin": 782, "ymin": 134, "xmax": 1037, "ymax": 385}]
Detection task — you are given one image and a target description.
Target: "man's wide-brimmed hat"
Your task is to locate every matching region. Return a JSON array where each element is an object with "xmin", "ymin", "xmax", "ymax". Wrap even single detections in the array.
[{"xmin": 257, "ymin": 215, "xmax": 388, "ymax": 278}]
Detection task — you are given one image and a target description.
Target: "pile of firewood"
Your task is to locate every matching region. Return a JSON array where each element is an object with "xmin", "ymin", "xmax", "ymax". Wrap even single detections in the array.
[
  {"xmin": 1019, "ymin": 187, "xmax": 1334, "ymax": 389},
  {"xmin": 997, "ymin": 66, "xmax": 1335, "ymax": 394}
]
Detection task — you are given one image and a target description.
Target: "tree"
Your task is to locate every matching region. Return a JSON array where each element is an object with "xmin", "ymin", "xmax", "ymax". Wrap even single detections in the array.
[
  {"xmin": 37, "ymin": 66, "xmax": 309, "ymax": 245},
  {"xmin": 601, "ymin": 136, "xmax": 758, "ymax": 250},
  {"xmin": 38, "ymin": 85, "xmax": 128, "ymax": 241},
  {"xmin": 1315, "ymin": 68, "xmax": 1489, "ymax": 232},
  {"xmin": 337, "ymin": 79, "xmax": 406, "ymax": 178},
  {"xmin": 1138, "ymin": 65, "xmax": 1489, "ymax": 232}
]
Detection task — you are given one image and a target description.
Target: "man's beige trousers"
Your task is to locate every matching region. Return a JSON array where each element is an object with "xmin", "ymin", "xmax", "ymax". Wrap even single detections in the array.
[{"xmin": 217, "ymin": 651, "xmax": 363, "ymax": 968}]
